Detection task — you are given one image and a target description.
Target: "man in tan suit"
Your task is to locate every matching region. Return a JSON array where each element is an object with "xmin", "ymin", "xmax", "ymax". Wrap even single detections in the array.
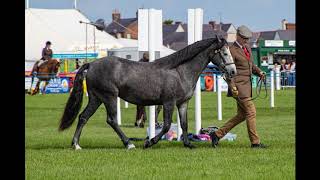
[{"xmin": 210, "ymin": 25, "xmax": 267, "ymax": 148}]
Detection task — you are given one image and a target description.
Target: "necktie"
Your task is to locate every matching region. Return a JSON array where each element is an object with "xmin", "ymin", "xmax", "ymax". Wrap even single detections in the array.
[{"xmin": 242, "ymin": 46, "xmax": 250, "ymax": 60}]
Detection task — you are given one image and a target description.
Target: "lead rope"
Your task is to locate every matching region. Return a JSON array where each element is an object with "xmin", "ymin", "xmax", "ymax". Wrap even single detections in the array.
[{"xmin": 251, "ymin": 76, "xmax": 268, "ymax": 101}]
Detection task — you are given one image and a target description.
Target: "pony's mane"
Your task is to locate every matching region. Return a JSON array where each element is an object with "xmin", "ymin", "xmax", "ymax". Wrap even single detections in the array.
[{"xmin": 153, "ymin": 38, "xmax": 218, "ymax": 69}]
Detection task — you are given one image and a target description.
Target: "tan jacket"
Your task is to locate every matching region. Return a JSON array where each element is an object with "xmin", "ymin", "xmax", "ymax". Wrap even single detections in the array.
[{"xmin": 227, "ymin": 42, "xmax": 262, "ymax": 98}]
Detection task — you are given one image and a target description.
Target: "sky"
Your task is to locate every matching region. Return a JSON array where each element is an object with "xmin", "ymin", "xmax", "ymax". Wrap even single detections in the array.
[{"xmin": 26, "ymin": 0, "xmax": 295, "ymax": 32}]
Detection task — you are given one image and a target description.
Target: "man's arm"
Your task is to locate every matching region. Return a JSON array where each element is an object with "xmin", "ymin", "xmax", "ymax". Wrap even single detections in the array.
[
  {"xmin": 252, "ymin": 64, "xmax": 262, "ymax": 76},
  {"xmin": 41, "ymin": 48, "xmax": 45, "ymax": 58}
]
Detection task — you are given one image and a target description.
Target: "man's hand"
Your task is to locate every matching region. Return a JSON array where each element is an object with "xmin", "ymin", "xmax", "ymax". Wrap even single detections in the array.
[
  {"xmin": 231, "ymin": 86, "xmax": 238, "ymax": 98},
  {"xmin": 259, "ymin": 71, "xmax": 266, "ymax": 80}
]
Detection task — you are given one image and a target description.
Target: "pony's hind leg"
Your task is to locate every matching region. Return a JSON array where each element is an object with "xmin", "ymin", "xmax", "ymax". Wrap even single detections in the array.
[
  {"xmin": 144, "ymin": 101, "xmax": 174, "ymax": 149},
  {"xmin": 31, "ymin": 81, "xmax": 40, "ymax": 95},
  {"xmin": 103, "ymin": 96, "xmax": 135, "ymax": 149},
  {"xmin": 41, "ymin": 81, "xmax": 49, "ymax": 94},
  {"xmin": 178, "ymin": 101, "xmax": 195, "ymax": 149},
  {"xmin": 71, "ymin": 93, "xmax": 102, "ymax": 150}
]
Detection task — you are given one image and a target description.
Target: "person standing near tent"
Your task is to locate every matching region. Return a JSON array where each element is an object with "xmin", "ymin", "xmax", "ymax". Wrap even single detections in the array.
[
  {"xmin": 38, "ymin": 41, "xmax": 53, "ymax": 67},
  {"xmin": 210, "ymin": 25, "xmax": 267, "ymax": 148}
]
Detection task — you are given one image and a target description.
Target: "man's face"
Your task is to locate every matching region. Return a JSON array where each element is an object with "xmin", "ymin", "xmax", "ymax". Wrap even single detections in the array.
[
  {"xmin": 236, "ymin": 34, "xmax": 249, "ymax": 46},
  {"xmin": 47, "ymin": 44, "xmax": 51, "ymax": 49}
]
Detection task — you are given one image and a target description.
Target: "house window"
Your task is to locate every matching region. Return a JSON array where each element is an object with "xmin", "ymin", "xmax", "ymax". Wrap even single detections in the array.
[{"xmin": 126, "ymin": 55, "xmax": 132, "ymax": 59}]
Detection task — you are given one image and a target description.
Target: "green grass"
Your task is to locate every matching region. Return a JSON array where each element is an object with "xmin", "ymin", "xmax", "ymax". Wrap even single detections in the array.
[{"xmin": 26, "ymin": 89, "xmax": 295, "ymax": 180}]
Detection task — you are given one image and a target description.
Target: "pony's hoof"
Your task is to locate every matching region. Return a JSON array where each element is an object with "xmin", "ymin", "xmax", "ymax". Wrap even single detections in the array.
[
  {"xmin": 184, "ymin": 143, "xmax": 196, "ymax": 149},
  {"xmin": 73, "ymin": 144, "xmax": 82, "ymax": 150},
  {"xmin": 143, "ymin": 140, "xmax": 151, "ymax": 149},
  {"xmin": 127, "ymin": 143, "xmax": 136, "ymax": 150}
]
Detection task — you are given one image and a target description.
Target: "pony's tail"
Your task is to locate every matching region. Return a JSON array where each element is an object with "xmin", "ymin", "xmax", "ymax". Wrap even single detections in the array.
[{"xmin": 58, "ymin": 63, "xmax": 90, "ymax": 131}]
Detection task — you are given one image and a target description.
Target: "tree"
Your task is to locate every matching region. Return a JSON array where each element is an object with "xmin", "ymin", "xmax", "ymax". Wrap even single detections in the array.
[{"xmin": 163, "ymin": 19, "xmax": 174, "ymax": 25}]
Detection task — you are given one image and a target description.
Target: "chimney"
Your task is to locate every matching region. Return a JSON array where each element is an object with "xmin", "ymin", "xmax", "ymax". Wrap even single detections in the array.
[
  {"xmin": 112, "ymin": 9, "xmax": 121, "ymax": 22},
  {"xmin": 209, "ymin": 21, "xmax": 217, "ymax": 30},
  {"xmin": 175, "ymin": 21, "xmax": 182, "ymax": 25},
  {"xmin": 281, "ymin": 19, "xmax": 288, "ymax": 30}
]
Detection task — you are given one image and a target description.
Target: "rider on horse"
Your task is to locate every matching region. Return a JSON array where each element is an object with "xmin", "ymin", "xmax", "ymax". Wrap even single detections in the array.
[
  {"xmin": 38, "ymin": 41, "xmax": 53, "ymax": 67},
  {"xmin": 29, "ymin": 41, "xmax": 60, "ymax": 95}
]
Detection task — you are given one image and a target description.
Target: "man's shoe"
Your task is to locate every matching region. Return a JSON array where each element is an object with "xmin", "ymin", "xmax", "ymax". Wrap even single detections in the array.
[
  {"xmin": 209, "ymin": 132, "xmax": 220, "ymax": 148},
  {"xmin": 251, "ymin": 143, "xmax": 267, "ymax": 148}
]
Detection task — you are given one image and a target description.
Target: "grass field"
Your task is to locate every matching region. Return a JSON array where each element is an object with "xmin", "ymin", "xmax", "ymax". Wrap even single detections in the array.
[{"xmin": 26, "ymin": 89, "xmax": 295, "ymax": 179}]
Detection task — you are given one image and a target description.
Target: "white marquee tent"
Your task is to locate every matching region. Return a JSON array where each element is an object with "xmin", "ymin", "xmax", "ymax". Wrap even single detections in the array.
[
  {"xmin": 25, "ymin": 8, "xmax": 123, "ymax": 70},
  {"xmin": 25, "ymin": 8, "xmax": 176, "ymax": 71}
]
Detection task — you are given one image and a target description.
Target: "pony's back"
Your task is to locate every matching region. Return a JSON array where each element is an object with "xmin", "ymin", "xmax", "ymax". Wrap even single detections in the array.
[{"xmin": 153, "ymin": 38, "xmax": 216, "ymax": 69}]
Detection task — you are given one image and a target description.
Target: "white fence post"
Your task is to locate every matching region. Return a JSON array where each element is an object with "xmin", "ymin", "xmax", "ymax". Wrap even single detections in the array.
[
  {"xmin": 217, "ymin": 74, "xmax": 222, "ymax": 120},
  {"xmin": 125, "ymin": 102, "xmax": 128, "ymax": 108},
  {"xmin": 117, "ymin": 97, "xmax": 121, "ymax": 125},
  {"xmin": 275, "ymin": 70, "xmax": 281, "ymax": 90},
  {"xmin": 213, "ymin": 74, "xmax": 217, "ymax": 92},
  {"xmin": 270, "ymin": 70, "xmax": 275, "ymax": 108}
]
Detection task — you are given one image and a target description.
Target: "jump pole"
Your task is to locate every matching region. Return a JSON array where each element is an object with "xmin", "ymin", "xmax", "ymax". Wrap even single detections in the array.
[{"xmin": 188, "ymin": 8, "xmax": 203, "ymax": 135}]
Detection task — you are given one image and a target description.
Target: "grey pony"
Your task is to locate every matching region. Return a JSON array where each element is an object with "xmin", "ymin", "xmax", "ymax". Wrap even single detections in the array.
[{"xmin": 58, "ymin": 37, "xmax": 236, "ymax": 150}]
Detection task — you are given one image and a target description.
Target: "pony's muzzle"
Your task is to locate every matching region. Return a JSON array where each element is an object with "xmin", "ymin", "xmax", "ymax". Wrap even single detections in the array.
[{"xmin": 226, "ymin": 64, "xmax": 237, "ymax": 77}]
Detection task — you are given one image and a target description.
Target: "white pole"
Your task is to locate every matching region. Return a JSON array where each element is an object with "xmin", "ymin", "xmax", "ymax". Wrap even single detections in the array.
[
  {"xmin": 74, "ymin": 0, "xmax": 77, "ymax": 9},
  {"xmin": 125, "ymin": 101, "xmax": 128, "ymax": 108},
  {"xmin": 213, "ymin": 74, "xmax": 217, "ymax": 92},
  {"xmin": 148, "ymin": 9, "xmax": 156, "ymax": 140},
  {"xmin": 275, "ymin": 69, "xmax": 281, "ymax": 90},
  {"xmin": 217, "ymin": 74, "xmax": 222, "ymax": 120},
  {"xmin": 188, "ymin": 8, "xmax": 203, "ymax": 135},
  {"xmin": 26, "ymin": 0, "xmax": 29, "ymax": 9},
  {"xmin": 117, "ymin": 97, "xmax": 121, "ymax": 125},
  {"xmin": 176, "ymin": 108, "xmax": 183, "ymax": 141},
  {"xmin": 270, "ymin": 70, "xmax": 275, "ymax": 108}
]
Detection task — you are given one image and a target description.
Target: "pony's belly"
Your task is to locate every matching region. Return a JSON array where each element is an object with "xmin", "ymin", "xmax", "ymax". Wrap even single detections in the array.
[{"xmin": 120, "ymin": 95, "xmax": 162, "ymax": 106}]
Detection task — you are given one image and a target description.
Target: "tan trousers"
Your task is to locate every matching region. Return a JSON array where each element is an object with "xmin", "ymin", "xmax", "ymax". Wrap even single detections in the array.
[{"xmin": 215, "ymin": 97, "xmax": 260, "ymax": 144}]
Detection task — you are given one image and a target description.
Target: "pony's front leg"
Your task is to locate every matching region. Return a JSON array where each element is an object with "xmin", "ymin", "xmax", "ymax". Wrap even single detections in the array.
[
  {"xmin": 178, "ymin": 101, "xmax": 195, "ymax": 149},
  {"xmin": 144, "ymin": 102, "xmax": 174, "ymax": 149}
]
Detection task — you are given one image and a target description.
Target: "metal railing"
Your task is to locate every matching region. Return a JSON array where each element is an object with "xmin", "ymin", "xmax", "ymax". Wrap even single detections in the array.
[{"xmin": 280, "ymin": 71, "xmax": 296, "ymax": 88}]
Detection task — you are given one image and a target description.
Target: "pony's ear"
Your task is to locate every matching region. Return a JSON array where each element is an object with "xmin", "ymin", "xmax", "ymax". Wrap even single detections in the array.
[{"xmin": 216, "ymin": 35, "xmax": 221, "ymax": 42}]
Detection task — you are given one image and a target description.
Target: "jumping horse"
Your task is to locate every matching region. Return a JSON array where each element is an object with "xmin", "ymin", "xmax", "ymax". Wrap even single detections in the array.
[
  {"xmin": 29, "ymin": 59, "xmax": 60, "ymax": 95},
  {"xmin": 59, "ymin": 36, "xmax": 237, "ymax": 150}
]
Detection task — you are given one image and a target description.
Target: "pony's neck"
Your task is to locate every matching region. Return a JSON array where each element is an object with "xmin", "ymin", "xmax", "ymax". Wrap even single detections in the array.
[{"xmin": 177, "ymin": 47, "xmax": 212, "ymax": 89}]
